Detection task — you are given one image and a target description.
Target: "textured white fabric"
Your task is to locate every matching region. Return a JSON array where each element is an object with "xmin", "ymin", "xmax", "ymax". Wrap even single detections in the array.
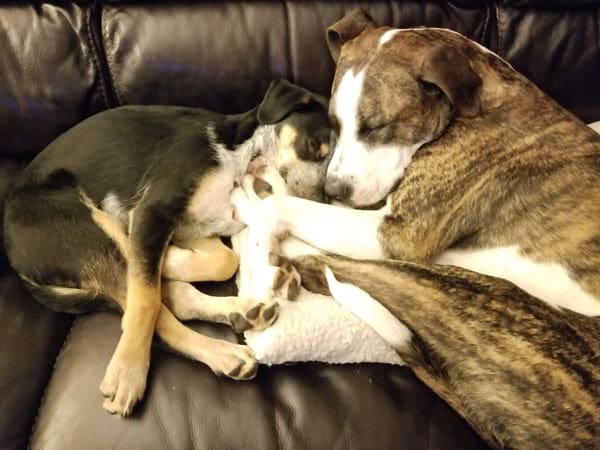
[
  {"xmin": 244, "ymin": 287, "xmax": 403, "ymax": 366},
  {"xmin": 232, "ymin": 227, "xmax": 402, "ymax": 366}
]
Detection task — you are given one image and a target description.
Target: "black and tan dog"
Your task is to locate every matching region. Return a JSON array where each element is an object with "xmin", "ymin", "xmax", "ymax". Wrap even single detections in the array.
[
  {"xmin": 239, "ymin": 10, "xmax": 600, "ymax": 449},
  {"xmin": 3, "ymin": 79, "xmax": 331, "ymax": 417}
]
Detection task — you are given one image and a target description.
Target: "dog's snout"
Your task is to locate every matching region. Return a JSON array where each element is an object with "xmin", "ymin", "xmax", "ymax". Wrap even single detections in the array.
[{"xmin": 325, "ymin": 177, "xmax": 353, "ymax": 201}]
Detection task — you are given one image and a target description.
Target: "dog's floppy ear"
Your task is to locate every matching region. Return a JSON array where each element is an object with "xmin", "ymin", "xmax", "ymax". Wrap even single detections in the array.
[
  {"xmin": 419, "ymin": 45, "xmax": 482, "ymax": 118},
  {"xmin": 257, "ymin": 79, "xmax": 328, "ymax": 125},
  {"xmin": 326, "ymin": 9, "xmax": 377, "ymax": 63}
]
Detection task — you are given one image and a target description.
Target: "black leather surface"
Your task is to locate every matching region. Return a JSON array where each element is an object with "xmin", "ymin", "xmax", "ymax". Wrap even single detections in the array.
[
  {"xmin": 0, "ymin": 270, "xmax": 72, "ymax": 450},
  {"xmin": 1, "ymin": 1, "xmax": 600, "ymax": 449},
  {"xmin": 0, "ymin": 2, "xmax": 106, "ymax": 158},
  {"xmin": 497, "ymin": 5, "xmax": 600, "ymax": 122},
  {"xmin": 1, "ymin": 1, "xmax": 599, "ymax": 158},
  {"xmin": 30, "ymin": 312, "xmax": 487, "ymax": 450}
]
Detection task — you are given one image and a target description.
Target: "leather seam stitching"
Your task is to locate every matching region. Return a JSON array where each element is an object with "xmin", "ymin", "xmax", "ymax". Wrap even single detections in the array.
[
  {"xmin": 101, "ymin": 6, "xmax": 122, "ymax": 106},
  {"xmin": 85, "ymin": 5, "xmax": 110, "ymax": 109}
]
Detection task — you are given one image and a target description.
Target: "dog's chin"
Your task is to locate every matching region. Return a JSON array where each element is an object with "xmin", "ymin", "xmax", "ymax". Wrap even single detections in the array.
[
  {"xmin": 348, "ymin": 177, "xmax": 404, "ymax": 210},
  {"xmin": 346, "ymin": 188, "xmax": 392, "ymax": 210},
  {"xmin": 355, "ymin": 198, "xmax": 388, "ymax": 210},
  {"xmin": 334, "ymin": 195, "xmax": 388, "ymax": 210}
]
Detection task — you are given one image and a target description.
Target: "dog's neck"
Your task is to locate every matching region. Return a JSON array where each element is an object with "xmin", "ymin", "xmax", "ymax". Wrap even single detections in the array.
[
  {"xmin": 251, "ymin": 124, "xmax": 279, "ymax": 162},
  {"xmin": 209, "ymin": 123, "xmax": 278, "ymax": 180}
]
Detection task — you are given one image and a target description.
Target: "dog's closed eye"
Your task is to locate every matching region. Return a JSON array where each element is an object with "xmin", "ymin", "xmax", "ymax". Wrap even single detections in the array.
[
  {"xmin": 358, "ymin": 123, "xmax": 387, "ymax": 138},
  {"xmin": 419, "ymin": 79, "xmax": 444, "ymax": 97}
]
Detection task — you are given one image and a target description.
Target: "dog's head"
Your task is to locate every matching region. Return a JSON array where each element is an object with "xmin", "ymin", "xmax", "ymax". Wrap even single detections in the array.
[
  {"xmin": 324, "ymin": 9, "xmax": 483, "ymax": 207},
  {"xmin": 257, "ymin": 79, "xmax": 332, "ymax": 202}
]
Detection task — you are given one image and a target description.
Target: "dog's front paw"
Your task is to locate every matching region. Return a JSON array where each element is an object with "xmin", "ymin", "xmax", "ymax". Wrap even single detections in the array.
[
  {"xmin": 248, "ymin": 156, "xmax": 287, "ymax": 196},
  {"xmin": 228, "ymin": 300, "xmax": 279, "ymax": 333},
  {"xmin": 289, "ymin": 255, "xmax": 330, "ymax": 296},
  {"xmin": 248, "ymin": 256, "xmax": 300, "ymax": 301},
  {"xmin": 209, "ymin": 343, "xmax": 258, "ymax": 380},
  {"xmin": 272, "ymin": 257, "xmax": 301, "ymax": 300},
  {"xmin": 230, "ymin": 184, "xmax": 254, "ymax": 225},
  {"xmin": 100, "ymin": 352, "xmax": 149, "ymax": 417}
]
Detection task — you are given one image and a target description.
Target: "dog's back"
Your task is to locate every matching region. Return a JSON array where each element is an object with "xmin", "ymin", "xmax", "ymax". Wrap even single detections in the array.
[{"xmin": 4, "ymin": 105, "xmax": 242, "ymax": 311}]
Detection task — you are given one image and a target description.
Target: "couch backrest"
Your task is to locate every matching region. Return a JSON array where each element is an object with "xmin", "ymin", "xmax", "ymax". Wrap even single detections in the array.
[{"xmin": 1, "ymin": 0, "xmax": 599, "ymax": 158}]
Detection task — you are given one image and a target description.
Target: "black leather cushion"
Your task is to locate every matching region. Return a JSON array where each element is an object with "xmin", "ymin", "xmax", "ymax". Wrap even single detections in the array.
[
  {"xmin": 0, "ymin": 270, "xmax": 72, "ymax": 450},
  {"xmin": 2, "ymin": 1, "xmax": 600, "ymax": 158},
  {"xmin": 102, "ymin": 2, "xmax": 291, "ymax": 112},
  {"xmin": 497, "ymin": 5, "xmax": 600, "ymax": 122},
  {"xmin": 0, "ymin": 3, "xmax": 106, "ymax": 158},
  {"xmin": 30, "ymin": 312, "xmax": 488, "ymax": 450}
]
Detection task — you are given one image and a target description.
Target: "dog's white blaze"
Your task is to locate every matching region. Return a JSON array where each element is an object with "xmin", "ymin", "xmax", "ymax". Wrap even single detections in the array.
[
  {"xmin": 330, "ymin": 68, "xmax": 424, "ymax": 206},
  {"xmin": 379, "ymin": 29, "xmax": 400, "ymax": 47},
  {"xmin": 325, "ymin": 266, "xmax": 412, "ymax": 351},
  {"xmin": 436, "ymin": 246, "xmax": 600, "ymax": 316},
  {"xmin": 331, "ymin": 67, "xmax": 365, "ymax": 149}
]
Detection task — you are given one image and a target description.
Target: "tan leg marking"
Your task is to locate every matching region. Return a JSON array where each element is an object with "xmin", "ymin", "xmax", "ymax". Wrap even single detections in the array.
[
  {"xmin": 162, "ymin": 280, "xmax": 278, "ymax": 332},
  {"xmin": 90, "ymin": 208, "xmax": 130, "ymax": 257},
  {"xmin": 100, "ymin": 275, "xmax": 161, "ymax": 416},
  {"xmin": 80, "ymin": 191, "xmax": 130, "ymax": 257},
  {"xmin": 155, "ymin": 304, "xmax": 258, "ymax": 380},
  {"xmin": 80, "ymin": 192, "xmax": 260, "ymax": 413},
  {"xmin": 163, "ymin": 238, "xmax": 238, "ymax": 282},
  {"xmin": 81, "ymin": 192, "xmax": 156, "ymax": 416}
]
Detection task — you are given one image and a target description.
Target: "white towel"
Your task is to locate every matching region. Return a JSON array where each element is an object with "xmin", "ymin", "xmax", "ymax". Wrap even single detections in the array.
[
  {"xmin": 244, "ymin": 287, "xmax": 403, "ymax": 366},
  {"xmin": 232, "ymin": 227, "xmax": 403, "ymax": 366}
]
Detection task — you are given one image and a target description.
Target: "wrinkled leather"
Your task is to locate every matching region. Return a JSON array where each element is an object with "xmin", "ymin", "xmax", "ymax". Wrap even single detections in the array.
[
  {"xmin": 1, "ymin": 1, "xmax": 599, "ymax": 159},
  {"xmin": 1, "ymin": 1, "xmax": 599, "ymax": 449},
  {"xmin": 31, "ymin": 313, "xmax": 485, "ymax": 450},
  {"xmin": 0, "ymin": 3, "xmax": 106, "ymax": 158}
]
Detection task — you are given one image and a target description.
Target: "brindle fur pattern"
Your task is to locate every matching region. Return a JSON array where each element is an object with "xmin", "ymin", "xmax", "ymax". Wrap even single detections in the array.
[
  {"xmin": 333, "ymin": 25, "xmax": 600, "ymax": 292},
  {"xmin": 308, "ymin": 10, "xmax": 600, "ymax": 449},
  {"xmin": 293, "ymin": 254, "xmax": 600, "ymax": 449}
]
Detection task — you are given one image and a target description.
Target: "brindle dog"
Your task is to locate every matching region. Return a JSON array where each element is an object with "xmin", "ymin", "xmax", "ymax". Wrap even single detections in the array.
[{"xmin": 239, "ymin": 10, "xmax": 600, "ymax": 449}]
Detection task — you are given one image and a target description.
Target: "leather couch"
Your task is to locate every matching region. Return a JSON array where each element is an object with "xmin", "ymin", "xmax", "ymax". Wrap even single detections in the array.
[{"xmin": 1, "ymin": 1, "xmax": 599, "ymax": 449}]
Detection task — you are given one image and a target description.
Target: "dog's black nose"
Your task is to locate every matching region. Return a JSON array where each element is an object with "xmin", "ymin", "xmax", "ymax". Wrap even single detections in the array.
[{"xmin": 325, "ymin": 177, "xmax": 353, "ymax": 201}]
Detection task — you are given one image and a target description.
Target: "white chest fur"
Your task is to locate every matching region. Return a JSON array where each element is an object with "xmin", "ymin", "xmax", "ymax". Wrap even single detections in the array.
[
  {"xmin": 176, "ymin": 169, "xmax": 241, "ymax": 239},
  {"xmin": 435, "ymin": 246, "xmax": 600, "ymax": 316}
]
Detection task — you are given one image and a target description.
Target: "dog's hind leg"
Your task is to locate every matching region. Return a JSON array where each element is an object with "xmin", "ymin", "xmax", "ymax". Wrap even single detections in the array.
[
  {"xmin": 100, "ymin": 297, "xmax": 259, "ymax": 415},
  {"xmin": 99, "ymin": 174, "xmax": 193, "ymax": 416},
  {"xmin": 154, "ymin": 304, "xmax": 258, "ymax": 379},
  {"xmin": 163, "ymin": 237, "xmax": 239, "ymax": 282},
  {"xmin": 161, "ymin": 236, "xmax": 279, "ymax": 332},
  {"xmin": 292, "ymin": 254, "xmax": 600, "ymax": 450},
  {"xmin": 161, "ymin": 280, "xmax": 278, "ymax": 333}
]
